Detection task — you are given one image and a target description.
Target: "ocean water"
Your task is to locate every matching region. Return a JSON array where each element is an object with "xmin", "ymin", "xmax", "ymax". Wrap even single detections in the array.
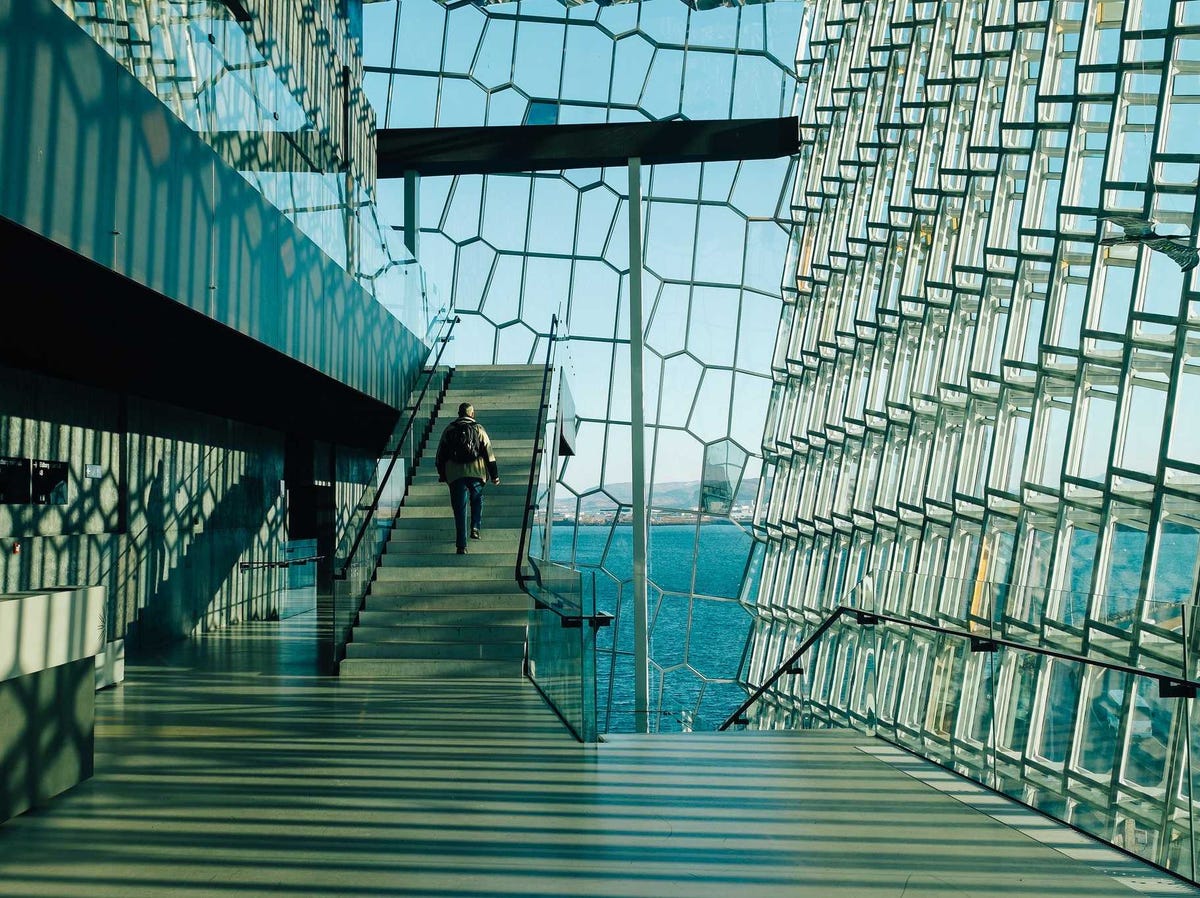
[
  {"xmin": 543, "ymin": 521, "xmax": 1200, "ymax": 732},
  {"xmin": 548, "ymin": 522, "xmax": 757, "ymax": 732}
]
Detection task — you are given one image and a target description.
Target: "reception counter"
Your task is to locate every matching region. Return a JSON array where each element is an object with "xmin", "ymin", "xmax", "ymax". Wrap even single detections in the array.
[{"xmin": 1, "ymin": 586, "xmax": 105, "ymax": 823}]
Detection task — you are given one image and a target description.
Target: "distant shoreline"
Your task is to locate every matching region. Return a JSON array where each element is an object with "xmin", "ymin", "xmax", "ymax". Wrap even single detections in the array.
[{"xmin": 555, "ymin": 520, "xmax": 748, "ymax": 527}]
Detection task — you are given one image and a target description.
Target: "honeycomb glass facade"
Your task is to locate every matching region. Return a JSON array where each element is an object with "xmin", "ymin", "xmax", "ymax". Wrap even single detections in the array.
[
  {"xmin": 364, "ymin": 0, "xmax": 804, "ymax": 731},
  {"xmin": 744, "ymin": 0, "xmax": 1200, "ymax": 879}
]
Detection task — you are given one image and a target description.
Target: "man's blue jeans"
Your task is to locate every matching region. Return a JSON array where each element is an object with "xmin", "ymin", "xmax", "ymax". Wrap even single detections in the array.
[{"xmin": 448, "ymin": 477, "xmax": 484, "ymax": 550}]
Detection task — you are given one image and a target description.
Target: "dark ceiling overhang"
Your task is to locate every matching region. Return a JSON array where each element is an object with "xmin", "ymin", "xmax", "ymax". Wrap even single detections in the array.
[
  {"xmin": 218, "ymin": 0, "xmax": 251, "ymax": 22},
  {"xmin": 377, "ymin": 116, "xmax": 799, "ymax": 178},
  {"xmin": 0, "ymin": 215, "xmax": 398, "ymax": 449}
]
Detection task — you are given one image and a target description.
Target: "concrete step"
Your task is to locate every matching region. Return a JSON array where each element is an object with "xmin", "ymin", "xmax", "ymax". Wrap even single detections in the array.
[
  {"xmin": 339, "ymin": 658, "xmax": 522, "ymax": 678},
  {"xmin": 368, "ymin": 577, "xmax": 525, "ymax": 596},
  {"xmin": 434, "ymin": 400, "xmax": 541, "ymax": 409},
  {"xmin": 450, "ymin": 365, "xmax": 543, "ymax": 372},
  {"xmin": 362, "ymin": 588, "xmax": 528, "ymax": 609},
  {"xmin": 435, "ymin": 402, "xmax": 542, "ymax": 412},
  {"xmin": 399, "ymin": 495, "xmax": 527, "ymax": 509},
  {"xmin": 436, "ymin": 405, "xmax": 541, "ymax": 415},
  {"xmin": 447, "ymin": 372, "xmax": 542, "ymax": 378},
  {"xmin": 420, "ymin": 438, "xmax": 538, "ymax": 450},
  {"xmin": 380, "ymin": 552, "xmax": 517, "ymax": 567},
  {"xmin": 404, "ymin": 488, "xmax": 529, "ymax": 503},
  {"xmin": 387, "ymin": 527, "xmax": 525, "ymax": 544},
  {"xmin": 390, "ymin": 511, "xmax": 528, "ymax": 524},
  {"xmin": 351, "ymin": 624, "xmax": 526, "ymax": 645},
  {"xmin": 419, "ymin": 428, "xmax": 538, "ymax": 438},
  {"xmin": 397, "ymin": 509, "xmax": 527, "ymax": 524},
  {"xmin": 376, "ymin": 565, "xmax": 515, "ymax": 582},
  {"xmin": 393, "ymin": 518, "xmax": 528, "ymax": 529},
  {"xmin": 394, "ymin": 522, "xmax": 527, "ymax": 536},
  {"xmin": 384, "ymin": 544, "xmax": 520, "ymax": 557},
  {"xmin": 409, "ymin": 467, "xmax": 531, "ymax": 479},
  {"xmin": 439, "ymin": 385, "xmax": 541, "ymax": 392},
  {"xmin": 358, "ymin": 609, "xmax": 528, "ymax": 628},
  {"xmin": 379, "ymin": 561, "xmax": 516, "ymax": 583},
  {"xmin": 384, "ymin": 547, "xmax": 517, "ymax": 562},
  {"xmin": 431, "ymin": 417, "xmax": 538, "ymax": 426},
  {"xmin": 408, "ymin": 485, "xmax": 530, "ymax": 497},
  {"xmin": 402, "ymin": 476, "xmax": 525, "ymax": 489},
  {"xmin": 387, "ymin": 529, "xmax": 526, "ymax": 544},
  {"xmin": 439, "ymin": 389, "xmax": 543, "ymax": 400},
  {"xmin": 392, "ymin": 517, "xmax": 528, "ymax": 528},
  {"xmin": 363, "ymin": 592, "xmax": 529, "ymax": 612},
  {"xmin": 447, "ymin": 377, "xmax": 544, "ymax": 386},
  {"xmin": 345, "ymin": 642, "xmax": 523, "ymax": 661},
  {"xmin": 383, "ymin": 542, "xmax": 521, "ymax": 558}
]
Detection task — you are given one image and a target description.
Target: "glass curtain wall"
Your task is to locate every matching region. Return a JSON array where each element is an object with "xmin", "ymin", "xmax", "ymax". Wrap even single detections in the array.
[
  {"xmin": 53, "ymin": 0, "xmax": 437, "ymax": 339},
  {"xmin": 749, "ymin": 0, "xmax": 1200, "ymax": 879},
  {"xmin": 364, "ymin": 0, "xmax": 802, "ymax": 731}
]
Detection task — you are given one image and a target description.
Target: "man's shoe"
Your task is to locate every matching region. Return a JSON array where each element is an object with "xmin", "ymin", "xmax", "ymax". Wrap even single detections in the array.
[
  {"xmin": 470, "ymin": 528, "xmax": 481, "ymax": 540},
  {"xmin": 456, "ymin": 546, "xmax": 467, "ymax": 555}
]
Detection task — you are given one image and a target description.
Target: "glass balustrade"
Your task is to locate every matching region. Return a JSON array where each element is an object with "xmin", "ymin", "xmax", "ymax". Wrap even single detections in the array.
[
  {"xmin": 737, "ymin": 575, "xmax": 1200, "ymax": 880},
  {"xmin": 525, "ymin": 560, "xmax": 600, "ymax": 743},
  {"xmin": 330, "ymin": 318, "xmax": 457, "ymax": 663}
]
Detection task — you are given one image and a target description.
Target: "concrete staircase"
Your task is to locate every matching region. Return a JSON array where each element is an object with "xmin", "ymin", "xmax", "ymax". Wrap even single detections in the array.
[{"xmin": 340, "ymin": 365, "xmax": 545, "ymax": 678}]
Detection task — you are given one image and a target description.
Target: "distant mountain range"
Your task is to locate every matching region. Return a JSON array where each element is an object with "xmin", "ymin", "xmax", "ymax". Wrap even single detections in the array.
[{"xmin": 556, "ymin": 479, "xmax": 760, "ymax": 512}]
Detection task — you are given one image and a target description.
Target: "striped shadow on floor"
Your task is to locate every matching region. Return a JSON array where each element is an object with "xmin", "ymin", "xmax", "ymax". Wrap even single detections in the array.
[{"xmin": 0, "ymin": 615, "xmax": 1190, "ymax": 897}]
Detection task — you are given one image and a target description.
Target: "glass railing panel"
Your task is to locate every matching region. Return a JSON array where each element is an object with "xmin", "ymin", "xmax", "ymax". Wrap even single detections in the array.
[
  {"xmin": 526, "ymin": 559, "xmax": 592, "ymax": 741},
  {"xmin": 742, "ymin": 609, "xmax": 877, "ymax": 738},
  {"xmin": 329, "ymin": 321, "xmax": 456, "ymax": 663},
  {"xmin": 990, "ymin": 644, "xmax": 1037, "ymax": 800},
  {"xmin": 1181, "ymin": 678, "xmax": 1200, "ymax": 881},
  {"xmin": 280, "ymin": 539, "xmax": 319, "ymax": 619},
  {"xmin": 740, "ymin": 589, "xmax": 1200, "ymax": 880}
]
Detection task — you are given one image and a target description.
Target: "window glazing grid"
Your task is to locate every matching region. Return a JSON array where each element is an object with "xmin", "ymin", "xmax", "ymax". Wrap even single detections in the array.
[
  {"xmin": 364, "ymin": 0, "xmax": 805, "ymax": 731},
  {"xmin": 53, "ymin": 0, "xmax": 438, "ymax": 340},
  {"xmin": 747, "ymin": 0, "xmax": 1200, "ymax": 880}
]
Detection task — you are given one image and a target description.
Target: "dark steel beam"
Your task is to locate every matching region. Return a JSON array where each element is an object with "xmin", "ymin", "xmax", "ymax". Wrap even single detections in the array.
[
  {"xmin": 219, "ymin": 0, "xmax": 252, "ymax": 22},
  {"xmin": 377, "ymin": 116, "xmax": 798, "ymax": 178}
]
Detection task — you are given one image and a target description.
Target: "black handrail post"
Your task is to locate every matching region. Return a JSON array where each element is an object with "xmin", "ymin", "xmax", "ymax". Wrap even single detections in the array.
[{"xmin": 718, "ymin": 607, "xmax": 849, "ymax": 730}]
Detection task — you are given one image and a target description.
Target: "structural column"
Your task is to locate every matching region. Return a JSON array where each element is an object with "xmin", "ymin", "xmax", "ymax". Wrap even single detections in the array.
[
  {"xmin": 627, "ymin": 157, "xmax": 650, "ymax": 733},
  {"xmin": 403, "ymin": 170, "xmax": 421, "ymax": 259}
]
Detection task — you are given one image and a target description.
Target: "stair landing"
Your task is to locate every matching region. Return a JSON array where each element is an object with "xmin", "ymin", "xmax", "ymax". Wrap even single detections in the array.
[{"xmin": 0, "ymin": 624, "xmax": 1174, "ymax": 898}]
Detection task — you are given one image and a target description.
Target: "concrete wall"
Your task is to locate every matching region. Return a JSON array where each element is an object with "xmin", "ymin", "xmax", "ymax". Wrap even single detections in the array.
[
  {"xmin": 0, "ymin": 656, "xmax": 93, "ymax": 822},
  {"xmin": 0, "ymin": 364, "xmax": 374, "ymax": 654}
]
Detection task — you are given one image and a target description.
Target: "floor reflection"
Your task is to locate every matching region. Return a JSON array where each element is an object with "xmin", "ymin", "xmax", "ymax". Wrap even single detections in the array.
[{"xmin": 0, "ymin": 613, "xmax": 1182, "ymax": 897}]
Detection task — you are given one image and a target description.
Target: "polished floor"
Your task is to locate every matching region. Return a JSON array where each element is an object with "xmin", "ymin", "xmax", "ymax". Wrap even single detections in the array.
[{"xmin": 0, "ymin": 616, "xmax": 1193, "ymax": 897}]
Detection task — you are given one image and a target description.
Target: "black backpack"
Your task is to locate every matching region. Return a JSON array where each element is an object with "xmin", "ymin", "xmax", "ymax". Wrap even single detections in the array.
[{"xmin": 445, "ymin": 420, "xmax": 482, "ymax": 463}]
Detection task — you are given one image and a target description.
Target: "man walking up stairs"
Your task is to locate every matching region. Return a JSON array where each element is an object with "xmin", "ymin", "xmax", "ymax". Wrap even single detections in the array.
[{"xmin": 340, "ymin": 365, "xmax": 546, "ymax": 678}]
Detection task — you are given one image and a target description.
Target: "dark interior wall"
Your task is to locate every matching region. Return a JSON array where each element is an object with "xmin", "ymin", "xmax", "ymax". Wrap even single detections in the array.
[
  {"xmin": 0, "ymin": 364, "xmax": 377, "ymax": 655},
  {"xmin": 0, "ymin": 0, "xmax": 419, "ymax": 656}
]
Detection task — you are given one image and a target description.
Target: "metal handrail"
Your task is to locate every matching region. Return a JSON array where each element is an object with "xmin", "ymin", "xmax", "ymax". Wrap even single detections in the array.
[
  {"xmin": 514, "ymin": 314, "xmax": 559, "ymax": 588},
  {"xmin": 238, "ymin": 555, "xmax": 324, "ymax": 571},
  {"xmin": 525, "ymin": 557, "xmax": 615, "ymax": 630},
  {"xmin": 334, "ymin": 315, "xmax": 459, "ymax": 581},
  {"xmin": 719, "ymin": 603, "xmax": 1200, "ymax": 731}
]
